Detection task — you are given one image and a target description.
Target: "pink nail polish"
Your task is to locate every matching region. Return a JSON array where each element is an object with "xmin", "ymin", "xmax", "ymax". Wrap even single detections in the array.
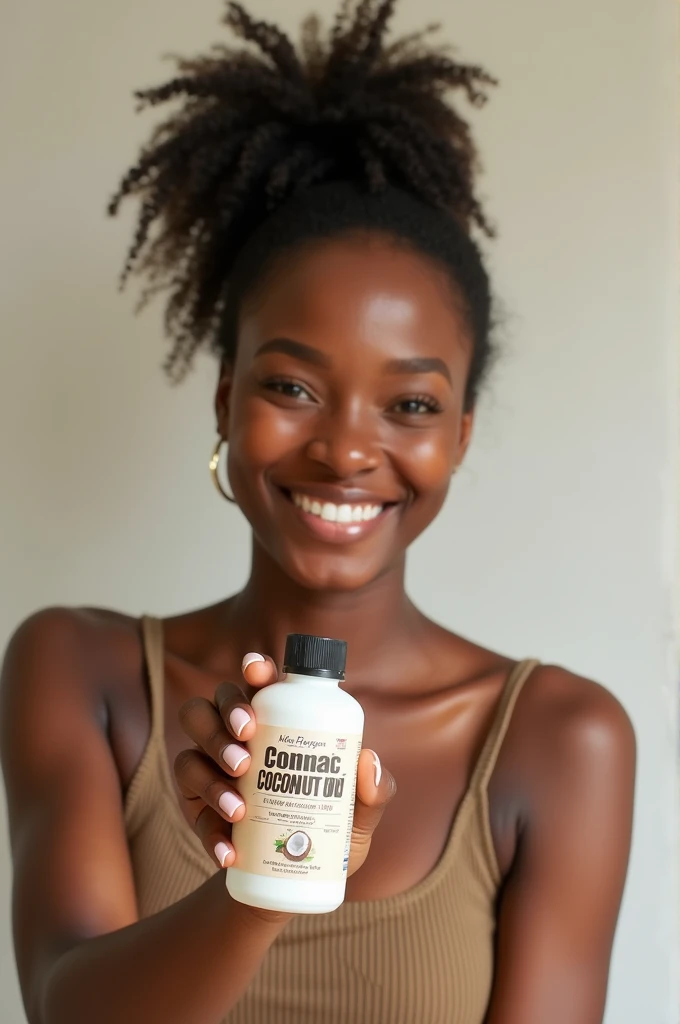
[
  {"xmin": 371, "ymin": 751, "xmax": 382, "ymax": 788},
  {"xmin": 214, "ymin": 841, "xmax": 232, "ymax": 867},
  {"xmin": 223, "ymin": 744, "xmax": 250, "ymax": 772},
  {"xmin": 219, "ymin": 790, "xmax": 245, "ymax": 819},
  {"xmin": 242, "ymin": 652, "xmax": 265, "ymax": 671},
  {"xmin": 229, "ymin": 707, "xmax": 251, "ymax": 737}
]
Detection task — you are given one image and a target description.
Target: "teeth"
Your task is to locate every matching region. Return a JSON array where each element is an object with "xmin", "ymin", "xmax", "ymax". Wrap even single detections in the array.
[
  {"xmin": 292, "ymin": 493, "xmax": 384, "ymax": 524},
  {"xmin": 321, "ymin": 502, "xmax": 337, "ymax": 522}
]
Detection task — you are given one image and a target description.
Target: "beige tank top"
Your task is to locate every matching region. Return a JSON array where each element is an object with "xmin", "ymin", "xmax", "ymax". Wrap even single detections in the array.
[{"xmin": 124, "ymin": 616, "xmax": 539, "ymax": 1024}]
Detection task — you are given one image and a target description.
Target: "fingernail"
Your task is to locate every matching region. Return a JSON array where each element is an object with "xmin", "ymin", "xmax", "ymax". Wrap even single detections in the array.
[
  {"xmin": 371, "ymin": 751, "xmax": 382, "ymax": 788},
  {"xmin": 222, "ymin": 744, "xmax": 250, "ymax": 772},
  {"xmin": 229, "ymin": 707, "xmax": 251, "ymax": 737},
  {"xmin": 214, "ymin": 841, "xmax": 233, "ymax": 867},
  {"xmin": 219, "ymin": 790, "xmax": 245, "ymax": 819},
  {"xmin": 242, "ymin": 652, "xmax": 265, "ymax": 671}
]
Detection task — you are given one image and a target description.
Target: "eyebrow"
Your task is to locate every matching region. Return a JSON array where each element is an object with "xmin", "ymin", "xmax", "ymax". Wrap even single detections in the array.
[
  {"xmin": 255, "ymin": 338, "xmax": 332, "ymax": 367},
  {"xmin": 384, "ymin": 357, "xmax": 452, "ymax": 385},
  {"xmin": 255, "ymin": 338, "xmax": 452, "ymax": 385}
]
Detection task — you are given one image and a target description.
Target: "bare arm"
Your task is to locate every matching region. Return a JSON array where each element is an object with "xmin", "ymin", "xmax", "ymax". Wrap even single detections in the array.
[
  {"xmin": 485, "ymin": 672, "xmax": 636, "ymax": 1024},
  {"xmin": 0, "ymin": 610, "xmax": 289, "ymax": 1024},
  {"xmin": 40, "ymin": 875, "xmax": 288, "ymax": 1024}
]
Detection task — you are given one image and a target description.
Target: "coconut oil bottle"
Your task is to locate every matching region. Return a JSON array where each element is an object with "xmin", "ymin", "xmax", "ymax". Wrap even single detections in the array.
[{"xmin": 226, "ymin": 634, "xmax": 364, "ymax": 914}]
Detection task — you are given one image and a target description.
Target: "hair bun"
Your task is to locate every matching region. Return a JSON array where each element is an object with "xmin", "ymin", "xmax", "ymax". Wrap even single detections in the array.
[{"xmin": 109, "ymin": 0, "xmax": 496, "ymax": 378}]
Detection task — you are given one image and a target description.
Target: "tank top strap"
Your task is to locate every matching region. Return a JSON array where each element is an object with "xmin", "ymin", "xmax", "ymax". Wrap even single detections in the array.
[
  {"xmin": 140, "ymin": 614, "xmax": 166, "ymax": 745},
  {"xmin": 123, "ymin": 616, "xmax": 166, "ymax": 834},
  {"xmin": 125, "ymin": 616, "xmax": 211, "ymax": 871},
  {"xmin": 470, "ymin": 658, "xmax": 541, "ymax": 795}
]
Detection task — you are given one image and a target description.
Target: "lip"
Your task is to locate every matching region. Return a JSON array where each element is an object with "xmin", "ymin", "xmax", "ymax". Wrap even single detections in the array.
[{"xmin": 274, "ymin": 486, "xmax": 400, "ymax": 545}]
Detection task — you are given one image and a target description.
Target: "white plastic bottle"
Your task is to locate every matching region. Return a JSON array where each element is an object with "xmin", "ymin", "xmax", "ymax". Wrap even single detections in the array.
[{"xmin": 226, "ymin": 634, "xmax": 364, "ymax": 914}]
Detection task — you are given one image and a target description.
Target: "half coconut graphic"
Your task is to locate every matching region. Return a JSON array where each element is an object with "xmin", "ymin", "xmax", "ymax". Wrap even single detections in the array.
[{"xmin": 281, "ymin": 830, "xmax": 313, "ymax": 862}]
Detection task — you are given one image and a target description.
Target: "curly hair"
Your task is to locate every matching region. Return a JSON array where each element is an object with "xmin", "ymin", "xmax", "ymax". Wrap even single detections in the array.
[{"xmin": 108, "ymin": 0, "xmax": 498, "ymax": 406}]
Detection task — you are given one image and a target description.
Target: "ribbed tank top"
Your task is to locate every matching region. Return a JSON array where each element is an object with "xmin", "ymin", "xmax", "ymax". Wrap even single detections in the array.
[{"xmin": 124, "ymin": 616, "xmax": 539, "ymax": 1024}]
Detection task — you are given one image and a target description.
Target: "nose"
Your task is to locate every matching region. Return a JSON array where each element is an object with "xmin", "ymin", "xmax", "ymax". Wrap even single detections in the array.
[{"xmin": 304, "ymin": 402, "xmax": 381, "ymax": 478}]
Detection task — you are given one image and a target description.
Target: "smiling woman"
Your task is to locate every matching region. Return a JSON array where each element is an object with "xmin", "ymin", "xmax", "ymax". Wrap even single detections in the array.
[
  {"xmin": 0, "ymin": 2, "xmax": 636, "ymax": 1024},
  {"xmin": 220, "ymin": 232, "xmax": 474, "ymax": 589}
]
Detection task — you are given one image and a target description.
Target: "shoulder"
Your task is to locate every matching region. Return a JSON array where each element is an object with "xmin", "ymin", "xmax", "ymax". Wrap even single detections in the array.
[
  {"xmin": 1, "ymin": 607, "xmax": 156, "ymax": 800},
  {"xmin": 1, "ymin": 606, "xmax": 145, "ymax": 714},
  {"xmin": 427, "ymin": 624, "xmax": 636, "ymax": 769},
  {"xmin": 2, "ymin": 604, "xmax": 143, "ymax": 670},
  {"xmin": 503, "ymin": 662, "xmax": 636, "ymax": 819},
  {"xmin": 519, "ymin": 663, "xmax": 635, "ymax": 764},
  {"xmin": 487, "ymin": 662, "xmax": 635, "ymax": 879}
]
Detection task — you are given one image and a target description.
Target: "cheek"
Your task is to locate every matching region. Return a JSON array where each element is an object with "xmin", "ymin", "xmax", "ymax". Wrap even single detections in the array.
[
  {"xmin": 397, "ymin": 433, "xmax": 456, "ymax": 496},
  {"xmin": 229, "ymin": 399, "xmax": 295, "ymax": 472}
]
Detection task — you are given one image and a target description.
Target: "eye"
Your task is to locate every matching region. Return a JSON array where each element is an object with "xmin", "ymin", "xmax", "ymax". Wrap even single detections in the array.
[
  {"xmin": 391, "ymin": 395, "xmax": 443, "ymax": 416},
  {"xmin": 261, "ymin": 377, "xmax": 315, "ymax": 402}
]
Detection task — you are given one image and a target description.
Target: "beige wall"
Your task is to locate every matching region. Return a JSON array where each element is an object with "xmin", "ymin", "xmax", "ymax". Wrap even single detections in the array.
[{"xmin": 1, "ymin": 0, "xmax": 678, "ymax": 1021}]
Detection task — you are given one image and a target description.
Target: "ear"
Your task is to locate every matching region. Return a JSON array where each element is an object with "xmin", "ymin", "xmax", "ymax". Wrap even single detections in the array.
[
  {"xmin": 455, "ymin": 409, "xmax": 475, "ymax": 470},
  {"xmin": 214, "ymin": 362, "xmax": 233, "ymax": 441}
]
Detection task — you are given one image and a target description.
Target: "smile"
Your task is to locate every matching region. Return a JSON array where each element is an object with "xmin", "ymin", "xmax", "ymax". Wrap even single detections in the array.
[
  {"xmin": 291, "ymin": 493, "xmax": 383, "ymax": 523},
  {"xmin": 277, "ymin": 488, "xmax": 397, "ymax": 545}
]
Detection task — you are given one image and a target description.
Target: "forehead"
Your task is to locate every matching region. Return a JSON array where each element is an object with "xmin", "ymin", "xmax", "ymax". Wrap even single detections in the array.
[{"xmin": 237, "ymin": 234, "xmax": 472, "ymax": 362}]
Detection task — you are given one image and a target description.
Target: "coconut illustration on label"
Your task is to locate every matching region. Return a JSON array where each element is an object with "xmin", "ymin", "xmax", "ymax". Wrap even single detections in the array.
[{"xmin": 280, "ymin": 830, "xmax": 312, "ymax": 861}]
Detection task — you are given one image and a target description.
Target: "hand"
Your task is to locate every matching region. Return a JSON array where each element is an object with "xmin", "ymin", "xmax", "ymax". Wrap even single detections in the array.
[{"xmin": 174, "ymin": 653, "xmax": 395, "ymax": 884}]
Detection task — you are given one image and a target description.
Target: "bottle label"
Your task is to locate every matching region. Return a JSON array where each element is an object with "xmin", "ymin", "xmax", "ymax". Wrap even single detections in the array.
[{"xmin": 233, "ymin": 725, "xmax": 362, "ymax": 881}]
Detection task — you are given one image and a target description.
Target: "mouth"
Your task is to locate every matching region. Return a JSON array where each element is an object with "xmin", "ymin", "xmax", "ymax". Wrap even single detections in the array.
[{"xmin": 277, "ymin": 488, "xmax": 399, "ymax": 544}]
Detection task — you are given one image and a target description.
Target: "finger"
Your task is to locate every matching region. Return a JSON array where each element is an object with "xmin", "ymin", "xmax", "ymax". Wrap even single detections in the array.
[
  {"xmin": 355, "ymin": 749, "xmax": 395, "ymax": 812},
  {"xmin": 174, "ymin": 748, "xmax": 246, "ymax": 824},
  {"xmin": 178, "ymin": 696, "xmax": 251, "ymax": 777},
  {"xmin": 214, "ymin": 655, "xmax": 278, "ymax": 741},
  {"xmin": 349, "ymin": 749, "xmax": 396, "ymax": 873},
  {"xmin": 241, "ymin": 653, "xmax": 279, "ymax": 689},
  {"xmin": 193, "ymin": 804, "xmax": 236, "ymax": 869},
  {"xmin": 215, "ymin": 681, "xmax": 256, "ymax": 743}
]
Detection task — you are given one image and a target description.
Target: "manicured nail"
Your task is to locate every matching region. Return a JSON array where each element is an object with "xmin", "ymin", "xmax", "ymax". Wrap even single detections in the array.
[
  {"xmin": 222, "ymin": 743, "xmax": 250, "ymax": 772},
  {"xmin": 242, "ymin": 652, "xmax": 265, "ymax": 671},
  {"xmin": 214, "ymin": 841, "xmax": 233, "ymax": 867},
  {"xmin": 371, "ymin": 751, "xmax": 382, "ymax": 788},
  {"xmin": 219, "ymin": 790, "xmax": 245, "ymax": 818},
  {"xmin": 229, "ymin": 707, "xmax": 251, "ymax": 737}
]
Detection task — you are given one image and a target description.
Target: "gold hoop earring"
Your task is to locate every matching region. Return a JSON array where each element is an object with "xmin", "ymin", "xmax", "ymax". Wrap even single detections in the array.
[{"xmin": 209, "ymin": 437, "xmax": 236, "ymax": 504}]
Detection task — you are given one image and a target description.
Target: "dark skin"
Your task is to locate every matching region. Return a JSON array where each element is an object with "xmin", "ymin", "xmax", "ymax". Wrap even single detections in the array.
[{"xmin": 1, "ymin": 234, "xmax": 635, "ymax": 1024}]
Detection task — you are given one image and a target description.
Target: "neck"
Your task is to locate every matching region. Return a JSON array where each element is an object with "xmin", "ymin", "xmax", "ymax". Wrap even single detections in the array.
[{"xmin": 225, "ymin": 541, "xmax": 423, "ymax": 678}]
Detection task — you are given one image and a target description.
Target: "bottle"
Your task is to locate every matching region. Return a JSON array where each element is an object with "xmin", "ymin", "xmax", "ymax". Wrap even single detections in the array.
[{"xmin": 226, "ymin": 633, "xmax": 364, "ymax": 914}]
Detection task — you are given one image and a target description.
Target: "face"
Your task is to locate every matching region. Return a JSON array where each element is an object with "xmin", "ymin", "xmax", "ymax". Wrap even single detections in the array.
[{"xmin": 215, "ymin": 234, "xmax": 475, "ymax": 592}]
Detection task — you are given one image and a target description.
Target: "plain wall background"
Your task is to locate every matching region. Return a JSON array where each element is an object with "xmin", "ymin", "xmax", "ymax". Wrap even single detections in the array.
[{"xmin": 1, "ymin": 0, "xmax": 678, "ymax": 1021}]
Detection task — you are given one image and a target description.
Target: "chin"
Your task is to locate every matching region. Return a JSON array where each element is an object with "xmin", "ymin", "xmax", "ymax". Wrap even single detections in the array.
[{"xmin": 279, "ymin": 551, "xmax": 389, "ymax": 594}]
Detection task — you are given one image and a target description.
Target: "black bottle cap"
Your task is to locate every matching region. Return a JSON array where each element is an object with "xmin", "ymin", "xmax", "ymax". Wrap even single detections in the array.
[{"xmin": 283, "ymin": 634, "xmax": 347, "ymax": 680}]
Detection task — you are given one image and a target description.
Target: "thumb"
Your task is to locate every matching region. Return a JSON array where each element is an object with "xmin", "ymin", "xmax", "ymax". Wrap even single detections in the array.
[
  {"xmin": 349, "ymin": 749, "xmax": 396, "ymax": 875},
  {"xmin": 241, "ymin": 653, "xmax": 279, "ymax": 689}
]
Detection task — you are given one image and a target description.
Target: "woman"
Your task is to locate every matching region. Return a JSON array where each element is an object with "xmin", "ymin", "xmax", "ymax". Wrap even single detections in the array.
[{"xmin": 1, "ymin": 2, "xmax": 635, "ymax": 1023}]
